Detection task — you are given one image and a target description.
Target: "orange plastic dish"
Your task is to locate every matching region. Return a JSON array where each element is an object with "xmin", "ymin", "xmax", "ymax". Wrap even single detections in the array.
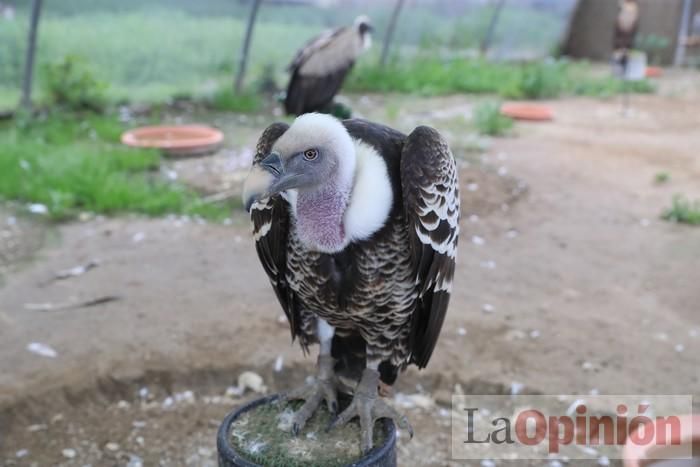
[
  {"xmin": 121, "ymin": 125, "xmax": 223, "ymax": 157},
  {"xmin": 500, "ymin": 103, "xmax": 553, "ymax": 122},
  {"xmin": 645, "ymin": 66, "xmax": 663, "ymax": 78}
]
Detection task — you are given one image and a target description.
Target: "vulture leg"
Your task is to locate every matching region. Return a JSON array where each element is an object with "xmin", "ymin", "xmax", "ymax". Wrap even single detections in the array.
[
  {"xmin": 280, "ymin": 318, "xmax": 338, "ymax": 435},
  {"xmin": 329, "ymin": 360, "xmax": 414, "ymax": 453}
]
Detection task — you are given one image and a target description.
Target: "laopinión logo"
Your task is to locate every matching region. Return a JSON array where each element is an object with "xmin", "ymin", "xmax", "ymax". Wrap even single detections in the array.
[{"xmin": 451, "ymin": 395, "xmax": 693, "ymax": 460}]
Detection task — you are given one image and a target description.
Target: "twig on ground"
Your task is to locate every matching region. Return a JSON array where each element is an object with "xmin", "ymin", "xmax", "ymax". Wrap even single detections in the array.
[{"xmin": 24, "ymin": 295, "xmax": 121, "ymax": 312}]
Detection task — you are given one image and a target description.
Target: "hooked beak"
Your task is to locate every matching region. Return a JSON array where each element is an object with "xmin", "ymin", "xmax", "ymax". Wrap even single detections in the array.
[
  {"xmin": 259, "ymin": 152, "xmax": 283, "ymax": 177},
  {"xmin": 242, "ymin": 152, "xmax": 307, "ymax": 212}
]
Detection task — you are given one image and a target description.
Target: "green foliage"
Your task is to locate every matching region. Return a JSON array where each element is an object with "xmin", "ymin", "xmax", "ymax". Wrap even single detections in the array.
[
  {"xmin": 42, "ymin": 55, "xmax": 108, "ymax": 112},
  {"xmin": 0, "ymin": 9, "xmax": 318, "ymax": 106},
  {"xmin": 0, "ymin": 114, "xmax": 231, "ymax": 221},
  {"xmin": 208, "ymin": 87, "xmax": 262, "ymax": 113},
  {"xmin": 327, "ymin": 102, "xmax": 353, "ymax": 120},
  {"xmin": 0, "ymin": 2, "xmax": 571, "ymax": 107},
  {"xmin": 507, "ymin": 62, "xmax": 566, "ymax": 99},
  {"xmin": 347, "ymin": 58, "xmax": 654, "ymax": 100},
  {"xmin": 473, "ymin": 101, "xmax": 513, "ymax": 136},
  {"xmin": 230, "ymin": 400, "xmax": 384, "ymax": 467},
  {"xmin": 654, "ymin": 172, "xmax": 670, "ymax": 184},
  {"xmin": 663, "ymin": 196, "xmax": 700, "ymax": 226},
  {"xmin": 570, "ymin": 75, "xmax": 655, "ymax": 98},
  {"xmin": 635, "ymin": 34, "xmax": 671, "ymax": 65}
]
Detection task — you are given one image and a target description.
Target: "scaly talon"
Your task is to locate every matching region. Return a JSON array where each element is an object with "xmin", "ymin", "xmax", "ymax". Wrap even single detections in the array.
[
  {"xmin": 280, "ymin": 354, "xmax": 337, "ymax": 436},
  {"xmin": 328, "ymin": 367, "xmax": 413, "ymax": 453}
]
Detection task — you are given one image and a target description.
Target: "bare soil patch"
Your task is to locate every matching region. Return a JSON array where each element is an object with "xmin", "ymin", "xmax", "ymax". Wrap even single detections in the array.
[{"xmin": 1, "ymin": 82, "xmax": 699, "ymax": 466}]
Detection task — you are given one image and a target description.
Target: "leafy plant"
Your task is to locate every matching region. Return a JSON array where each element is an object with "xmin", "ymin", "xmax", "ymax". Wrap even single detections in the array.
[
  {"xmin": 208, "ymin": 87, "xmax": 261, "ymax": 112},
  {"xmin": 513, "ymin": 62, "xmax": 566, "ymax": 99},
  {"xmin": 635, "ymin": 34, "xmax": 670, "ymax": 66},
  {"xmin": 42, "ymin": 55, "xmax": 108, "ymax": 112},
  {"xmin": 0, "ymin": 114, "xmax": 232, "ymax": 221},
  {"xmin": 654, "ymin": 172, "xmax": 670, "ymax": 184},
  {"xmin": 473, "ymin": 101, "xmax": 513, "ymax": 136},
  {"xmin": 663, "ymin": 196, "xmax": 700, "ymax": 225},
  {"xmin": 346, "ymin": 58, "xmax": 653, "ymax": 100}
]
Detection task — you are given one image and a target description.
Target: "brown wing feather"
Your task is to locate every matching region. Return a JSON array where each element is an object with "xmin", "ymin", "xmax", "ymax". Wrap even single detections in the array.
[
  {"xmin": 250, "ymin": 123, "xmax": 303, "ymax": 342},
  {"xmin": 284, "ymin": 25, "xmax": 362, "ymax": 115},
  {"xmin": 287, "ymin": 27, "xmax": 345, "ymax": 72},
  {"xmin": 401, "ymin": 126, "xmax": 460, "ymax": 368}
]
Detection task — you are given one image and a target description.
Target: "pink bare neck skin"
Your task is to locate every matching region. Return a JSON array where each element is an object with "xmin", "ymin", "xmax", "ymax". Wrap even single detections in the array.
[{"xmin": 295, "ymin": 176, "xmax": 351, "ymax": 252}]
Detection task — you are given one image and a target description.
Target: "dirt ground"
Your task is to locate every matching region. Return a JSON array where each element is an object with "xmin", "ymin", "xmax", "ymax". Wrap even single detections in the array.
[{"xmin": 1, "ymin": 72, "xmax": 699, "ymax": 467}]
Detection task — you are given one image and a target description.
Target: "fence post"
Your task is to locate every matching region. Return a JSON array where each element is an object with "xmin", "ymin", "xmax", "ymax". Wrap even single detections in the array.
[
  {"xmin": 234, "ymin": 0, "xmax": 263, "ymax": 93},
  {"xmin": 21, "ymin": 0, "xmax": 43, "ymax": 110}
]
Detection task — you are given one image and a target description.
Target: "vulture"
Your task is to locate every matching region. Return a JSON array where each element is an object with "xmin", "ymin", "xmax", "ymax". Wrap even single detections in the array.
[
  {"xmin": 284, "ymin": 16, "xmax": 373, "ymax": 116},
  {"xmin": 613, "ymin": 0, "xmax": 640, "ymax": 69},
  {"xmin": 243, "ymin": 113, "xmax": 460, "ymax": 453}
]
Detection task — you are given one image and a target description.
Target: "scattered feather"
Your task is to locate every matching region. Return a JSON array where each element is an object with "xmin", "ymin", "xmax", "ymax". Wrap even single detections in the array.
[
  {"xmin": 393, "ymin": 393, "xmax": 435, "ymax": 410},
  {"xmin": 566, "ymin": 399, "xmax": 586, "ymax": 416},
  {"xmin": 237, "ymin": 371, "xmax": 267, "ymax": 394},
  {"xmin": 274, "ymin": 355, "xmax": 284, "ymax": 372},
  {"xmin": 27, "ymin": 203, "xmax": 48, "ymax": 215},
  {"xmin": 26, "ymin": 424, "xmax": 47, "ymax": 432},
  {"xmin": 510, "ymin": 382, "xmax": 524, "ymax": 395},
  {"xmin": 26, "ymin": 342, "xmax": 57, "ymax": 358}
]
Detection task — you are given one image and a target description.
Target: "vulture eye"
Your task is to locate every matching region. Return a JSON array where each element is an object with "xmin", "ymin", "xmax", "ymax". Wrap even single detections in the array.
[{"xmin": 303, "ymin": 149, "xmax": 318, "ymax": 161}]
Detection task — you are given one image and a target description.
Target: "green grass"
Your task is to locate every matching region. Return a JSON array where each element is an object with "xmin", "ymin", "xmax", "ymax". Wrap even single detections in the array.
[
  {"xmin": 208, "ymin": 87, "xmax": 263, "ymax": 113},
  {"xmin": 0, "ymin": 10, "xmax": 317, "ymax": 107},
  {"xmin": 663, "ymin": 196, "xmax": 700, "ymax": 226},
  {"xmin": 1, "ymin": 3, "xmax": 572, "ymax": 109},
  {"xmin": 230, "ymin": 399, "xmax": 384, "ymax": 467},
  {"xmin": 0, "ymin": 113, "xmax": 233, "ymax": 221},
  {"xmin": 654, "ymin": 172, "xmax": 671, "ymax": 184},
  {"xmin": 473, "ymin": 101, "xmax": 513, "ymax": 136},
  {"xmin": 346, "ymin": 58, "xmax": 655, "ymax": 99}
]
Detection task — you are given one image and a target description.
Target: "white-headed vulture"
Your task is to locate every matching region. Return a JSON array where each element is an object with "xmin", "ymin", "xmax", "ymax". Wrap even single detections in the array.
[
  {"xmin": 243, "ymin": 113, "xmax": 460, "ymax": 452},
  {"xmin": 284, "ymin": 16, "xmax": 373, "ymax": 116}
]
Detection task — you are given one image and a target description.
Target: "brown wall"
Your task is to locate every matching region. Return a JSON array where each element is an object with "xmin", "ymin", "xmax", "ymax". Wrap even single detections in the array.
[{"xmin": 563, "ymin": 0, "xmax": 698, "ymax": 65}]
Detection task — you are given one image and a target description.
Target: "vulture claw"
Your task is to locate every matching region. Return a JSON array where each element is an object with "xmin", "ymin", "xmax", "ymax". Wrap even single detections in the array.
[
  {"xmin": 328, "ymin": 368, "xmax": 413, "ymax": 453},
  {"xmin": 280, "ymin": 354, "xmax": 337, "ymax": 436}
]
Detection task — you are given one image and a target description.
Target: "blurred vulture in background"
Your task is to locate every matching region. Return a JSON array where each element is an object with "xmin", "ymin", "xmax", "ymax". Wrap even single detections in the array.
[
  {"xmin": 284, "ymin": 16, "xmax": 373, "ymax": 116},
  {"xmin": 614, "ymin": 0, "xmax": 640, "ymax": 68}
]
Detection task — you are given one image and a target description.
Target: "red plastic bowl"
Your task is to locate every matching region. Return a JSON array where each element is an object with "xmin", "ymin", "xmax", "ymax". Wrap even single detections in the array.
[
  {"xmin": 500, "ymin": 103, "xmax": 553, "ymax": 122},
  {"xmin": 121, "ymin": 125, "xmax": 223, "ymax": 157},
  {"xmin": 646, "ymin": 66, "xmax": 663, "ymax": 78}
]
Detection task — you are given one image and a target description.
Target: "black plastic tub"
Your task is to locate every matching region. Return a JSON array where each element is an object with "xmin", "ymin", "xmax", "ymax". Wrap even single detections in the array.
[{"xmin": 217, "ymin": 394, "xmax": 397, "ymax": 467}]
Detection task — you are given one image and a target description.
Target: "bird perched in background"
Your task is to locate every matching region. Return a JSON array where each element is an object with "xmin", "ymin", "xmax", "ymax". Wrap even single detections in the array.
[
  {"xmin": 243, "ymin": 113, "xmax": 460, "ymax": 452},
  {"xmin": 284, "ymin": 16, "xmax": 373, "ymax": 116},
  {"xmin": 613, "ymin": 0, "xmax": 640, "ymax": 70}
]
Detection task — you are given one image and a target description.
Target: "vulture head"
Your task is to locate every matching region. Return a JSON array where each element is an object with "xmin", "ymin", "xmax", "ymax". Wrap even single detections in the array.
[
  {"xmin": 354, "ymin": 15, "xmax": 373, "ymax": 49},
  {"xmin": 243, "ymin": 113, "xmax": 356, "ymax": 214}
]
